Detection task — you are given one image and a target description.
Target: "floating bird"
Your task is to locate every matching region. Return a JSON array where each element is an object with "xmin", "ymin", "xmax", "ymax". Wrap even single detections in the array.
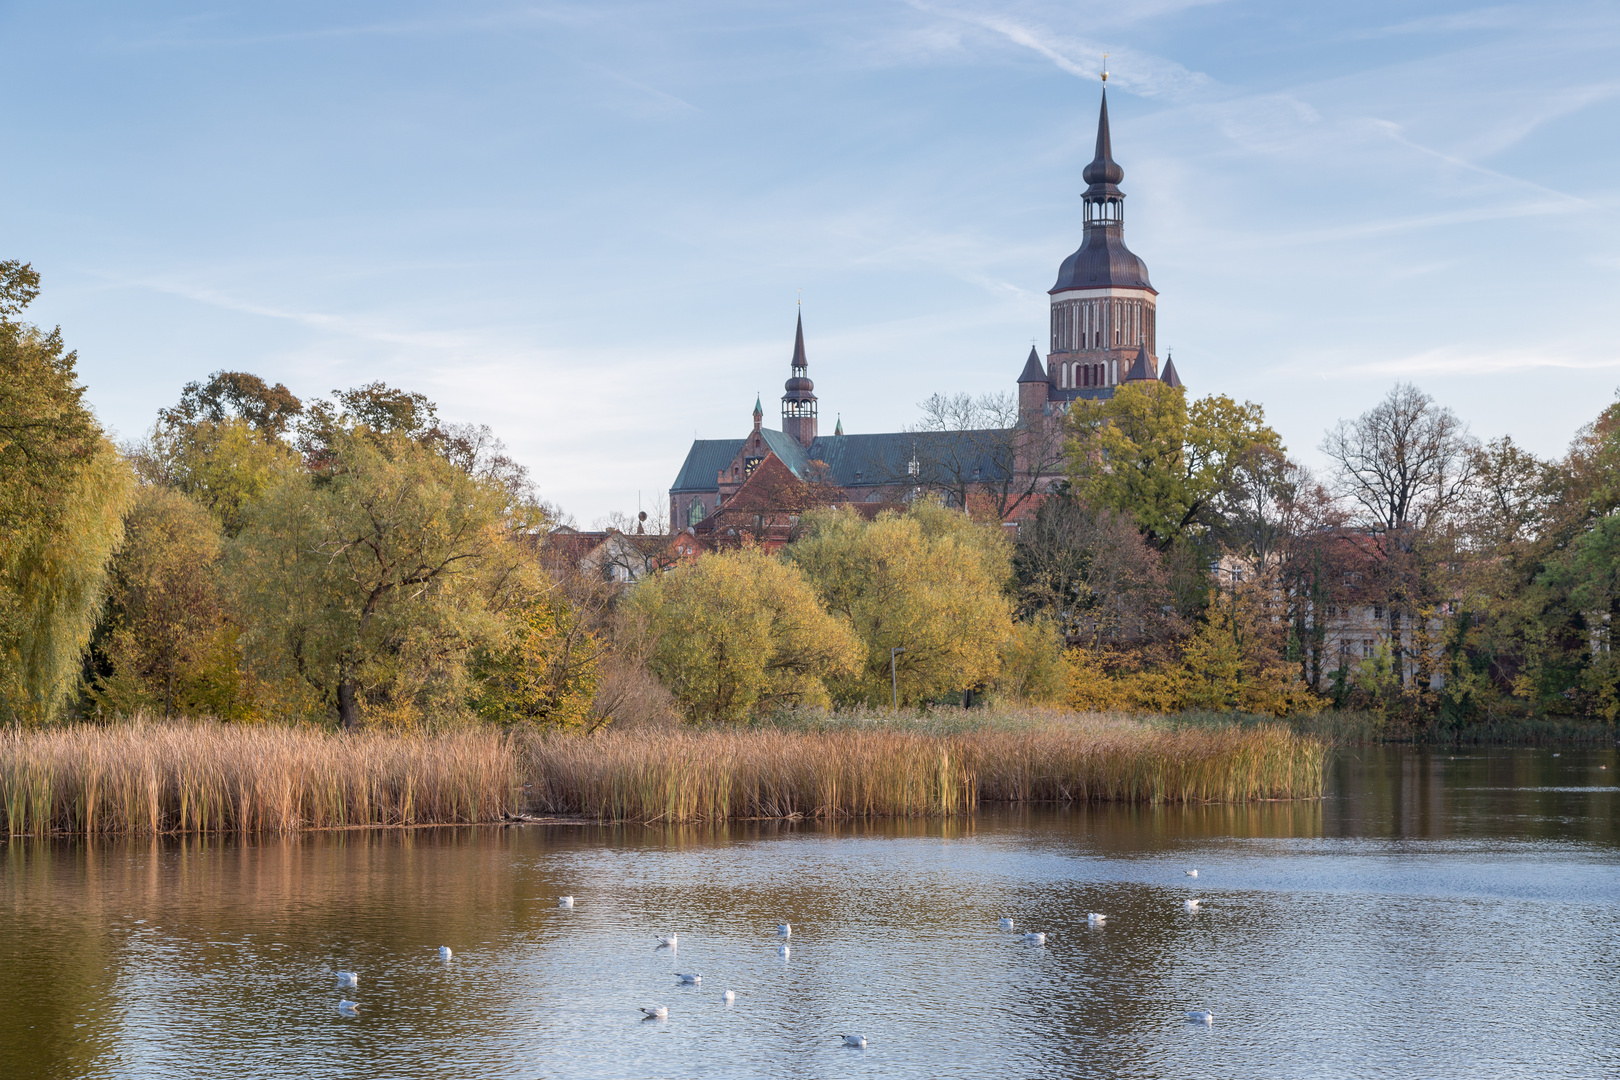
[
  {"xmin": 1184, "ymin": 899, "xmax": 1202, "ymax": 912},
  {"xmin": 779, "ymin": 944, "xmax": 791, "ymax": 957},
  {"xmin": 841, "ymin": 1034, "xmax": 867, "ymax": 1048},
  {"xmin": 1553, "ymin": 753, "xmax": 1561, "ymax": 758},
  {"xmin": 722, "ymin": 990, "xmax": 736, "ymax": 1004},
  {"xmin": 558, "ymin": 896, "xmax": 575, "ymax": 908},
  {"xmin": 438, "ymin": 946, "xmax": 453, "ymax": 961},
  {"xmin": 1185, "ymin": 869, "xmax": 1199, "ymax": 878},
  {"xmin": 1087, "ymin": 913, "xmax": 1107, "ymax": 925},
  {"xmin": 338, "ymin": 1000, "xmax": 359, "ymax": 1016},
  {"xmin": 1023, "ymin": 931, "xmax": 1046, "ymax": 945},
  {"xmin": 1185, "ymin": 1010, "xmax": 1214, "ymax": 1025},
  {"xmin": 777, "ymin": 923, "xmax": 791, "ymax": 937},
  {"xmin": 999, "ymin": 917, "xmax": 1015, "ymax": 930},
  {"xmin": 640, "ymin": 1005, "xmax": 668, "ymax": 1019},
  {"xmin": 656, "ymin": 934, "xmax": 678, "ymax": 949},
  {"xmin": 675, "ymin": 972, "xmax": 702, "ymax": 985},
  {"xmin": 336, "ymin": 971, "xmax": 359, "ymax": 988}
]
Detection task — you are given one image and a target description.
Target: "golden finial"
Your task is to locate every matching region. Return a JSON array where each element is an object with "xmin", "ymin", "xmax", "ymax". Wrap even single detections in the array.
[{"xmin": 1101, "ymin": 53, "xmax": 1108, "ymax": 83}]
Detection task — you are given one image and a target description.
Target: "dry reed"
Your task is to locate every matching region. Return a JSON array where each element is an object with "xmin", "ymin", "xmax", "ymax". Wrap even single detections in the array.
[
  {"xmin": 0, "ymin": 722, "xmax": 516, "ymax": 835},
  {"xmin": 521, "ymin": 719, "xmax": 1325, "ymax": 823},
  {"xmin": 1, "ymin": 715, "xmax": 1325, "ymax": 834}
]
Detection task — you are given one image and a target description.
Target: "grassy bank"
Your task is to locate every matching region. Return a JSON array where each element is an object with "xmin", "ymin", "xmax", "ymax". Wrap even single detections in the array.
[{"xmin": 0, "ymin": 714, "xmax": 1326, "ymax": 835}]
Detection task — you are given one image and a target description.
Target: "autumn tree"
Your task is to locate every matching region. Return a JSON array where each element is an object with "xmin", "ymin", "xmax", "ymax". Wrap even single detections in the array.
[
  {"xmin": 92, "ymin": 487, "xmax": 248, "ymax": 719},
  {"xmin": 786, "ymin": 500, "xmax": 1015, "ymax": 706},
  {"xmin": 469, "ymin": 590, "xmax": 604, "ymax": 730},
  {"xmin": 1012, "ymin": 496, "xmax": 1181, "ymax": 645},
  {"xmin": 0, "ymin": 260, "xmax": 137, "ymax": 723},
  {"xmin": 624, "ymin": 545, "xmax": 861, "ymax": 723}
]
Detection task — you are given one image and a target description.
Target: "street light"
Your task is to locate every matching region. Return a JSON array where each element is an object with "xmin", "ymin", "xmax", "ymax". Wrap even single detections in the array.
[{"xmin": 890, "ymin": 645, "xmax": 907, "ymax": 710}]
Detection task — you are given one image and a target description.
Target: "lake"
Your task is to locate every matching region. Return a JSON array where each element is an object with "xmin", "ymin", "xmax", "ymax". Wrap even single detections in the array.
[{"xmin": 3, "ymin": 746, "xmax": 1616, "ymax": 1079}]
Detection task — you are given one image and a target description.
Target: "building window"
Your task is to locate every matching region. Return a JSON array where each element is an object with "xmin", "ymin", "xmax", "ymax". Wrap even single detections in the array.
[{"xmin": 1373, "ymin": 605, "xmax": 1384, "ymax": 620}]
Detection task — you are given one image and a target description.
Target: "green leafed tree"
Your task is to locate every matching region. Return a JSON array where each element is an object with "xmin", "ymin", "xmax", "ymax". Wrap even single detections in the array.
[
  {"xmin": 0, "ymin": 260, "xmax": 137, "ymax": 723},
  {"xmin": 1066, "ymin": 381, "xmax": 1283, "ymax": 551},
  {"xmin": 229, "ymin": 428, "xmax": 536, "ymax": 728},
  {"xmin": 623, "ymin": 545, "xmax": 861, "ymax": 723}
]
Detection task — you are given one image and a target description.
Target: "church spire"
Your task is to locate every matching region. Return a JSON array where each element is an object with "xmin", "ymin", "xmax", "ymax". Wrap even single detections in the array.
[
  {"xmin": 1082, "ymin": 89, "xmax": 1125, "ymax": 224},
  {"xmin": 781, "ymin": 309, "xmax": 818, "ymax": 448}
]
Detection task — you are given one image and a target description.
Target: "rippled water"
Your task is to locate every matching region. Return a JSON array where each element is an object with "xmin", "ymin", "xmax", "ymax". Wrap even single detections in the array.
[{"xmin": 3, "ymin": 746, "xmax": 1617, "ymax": 1079}]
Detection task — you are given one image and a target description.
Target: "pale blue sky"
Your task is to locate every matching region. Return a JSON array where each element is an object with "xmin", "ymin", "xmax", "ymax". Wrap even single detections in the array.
[{"xmin": 5, "ymin": 1, "xmax": 1618, "ymax": 523}]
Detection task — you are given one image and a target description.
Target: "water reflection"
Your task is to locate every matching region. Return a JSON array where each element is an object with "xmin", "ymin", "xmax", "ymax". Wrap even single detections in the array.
[{"xmin": 0, "ymin": 746, "xmax": 1615, "ymax": 1079}]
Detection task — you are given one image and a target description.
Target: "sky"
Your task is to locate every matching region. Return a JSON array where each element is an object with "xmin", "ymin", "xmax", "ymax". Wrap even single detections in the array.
[{"xmin": 4, "ymin": 0, "xmax": 1618, "ymax": 525}]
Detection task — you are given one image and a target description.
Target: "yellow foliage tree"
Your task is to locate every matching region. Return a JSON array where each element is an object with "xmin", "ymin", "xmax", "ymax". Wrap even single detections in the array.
[
  {"xmin": 625, "ymin": 545, "xmax": 862, "ymax": 723},
  {"xmin": 470, "ymin": 593, "xmax": 603, "ymax": 730},
  {"xmin": 786, "ymin": 501, "xmax": 1015, "ymax": 706}
]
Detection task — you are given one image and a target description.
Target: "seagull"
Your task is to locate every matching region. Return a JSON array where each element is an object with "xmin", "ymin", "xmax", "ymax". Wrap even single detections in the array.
[
  {"xmin": 1087, "ymin": 913, "xmax": 1107, "ymax": 925},
  {"xmin": 1023, "ymin": 931, "xmax": 1046, "ymax": 945},
  {"xmin": 558, "ymin": 896, "xmax": 575, "ymax": 908},
  {"xmin": 999, "ymin": 917, "xmax": 1015, "ymax": 930},
  {"xmin": 1185, "ymin": 1010, "xmax": 1214, "ymax": 1025},
  {"xmin": 338, "ymin": 1000, "xmax": 359, "ymax": 1016},
  {"xmin": 640, "ymin": 1005, "xmax": 668, "ymax": 1019},
  {"xmin": 1185, "ymin": 869, "xmax": 1199, "ymax": 878},
  {"xmin": 777, "ymin": 923, "xmax": 791, "ymax": 937},
  {"xmin": 675, "ymin": 972, "xmax": 702, "ymax": 985},
  {"xmin": 841, "ymin": 1034, "xmax": 867, "ymax": 1048},
  {"xmin": 722, "ymin": 990, "xmax": 736, "ymax": 1004},
  {"xmin": 336, "ymin": 971, "xmax": 359, "ymax": 988},
  {"xmin": 656, "ymin": 934, "xmax": 678, "ymax": 949},
  {"xmin": 1184, "ymin": 899, "xmax": 1202, "ymax": 912},
  {"xmin": 779, "ymin": 944, "xmax": 791, "ymax": 957},
  {"xmin": 438, "ymin": 946, "xmax": 453, "ymax": 961}
]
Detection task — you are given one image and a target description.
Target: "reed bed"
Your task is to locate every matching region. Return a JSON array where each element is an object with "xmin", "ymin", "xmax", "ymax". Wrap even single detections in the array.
[
  {"xmin": 522, "ymin": 719, "xmax": 1325, "ymax": 823},
  {"xmin": 0, "ymin": 722, "xmax": 516, "ymax": 836}
]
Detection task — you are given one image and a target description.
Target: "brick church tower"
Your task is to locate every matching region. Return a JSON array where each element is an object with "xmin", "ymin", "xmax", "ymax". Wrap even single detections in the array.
[{"xmin": 1020, "ymin": 75, "xmax": 1179, "ymax": 423}]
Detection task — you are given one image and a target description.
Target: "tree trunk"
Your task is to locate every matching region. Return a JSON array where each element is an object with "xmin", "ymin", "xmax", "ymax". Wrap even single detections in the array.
[{"xmin": 338, "ymin": 676, "xmax": 361, "ymax": 730}]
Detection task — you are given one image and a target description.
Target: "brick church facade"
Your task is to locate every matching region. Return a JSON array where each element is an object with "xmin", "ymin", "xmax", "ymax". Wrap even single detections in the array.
[{"xmin": 669, "ymin": 83, "xmax": 1183, "ymax": 539}]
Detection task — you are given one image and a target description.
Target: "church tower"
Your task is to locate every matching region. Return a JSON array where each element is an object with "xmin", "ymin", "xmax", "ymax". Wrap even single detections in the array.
[
  {"xmin": 1045, "ymin": 81, "xmax": 1159, "ymax": 397},
  {"xmin": 781, "ymin": 311, "xmax": 818, "ymax": 447}
]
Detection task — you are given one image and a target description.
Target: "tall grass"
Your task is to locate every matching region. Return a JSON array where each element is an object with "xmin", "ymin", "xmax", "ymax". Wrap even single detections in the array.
[
  {"xmin": 1, "ymin": 714, "xmax": 1325, "ymax": 834},
  {"xmin": 521, "ymin": 717, "xmax": 1325, "ymax": 823},
  {"xmin": 0, "ymin": 722, "xmax": 516, "ymax": 836}
]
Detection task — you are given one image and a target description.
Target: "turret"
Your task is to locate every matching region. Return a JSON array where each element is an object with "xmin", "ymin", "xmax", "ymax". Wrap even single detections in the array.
[{"xmin": 780, "ymin": 311, "xmax": 818, "ymax": 448}]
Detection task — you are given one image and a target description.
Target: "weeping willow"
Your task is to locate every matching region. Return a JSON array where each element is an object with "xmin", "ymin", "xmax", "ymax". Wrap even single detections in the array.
[{"xmin": 0, "ymin": 438, "xmax": 135, "ymax": 723}]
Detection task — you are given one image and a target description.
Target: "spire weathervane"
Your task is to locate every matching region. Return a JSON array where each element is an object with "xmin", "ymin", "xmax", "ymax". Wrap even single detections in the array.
[{"xmin": 1101, "ymin": 52, "xmax": 1108, "ymax": 83}]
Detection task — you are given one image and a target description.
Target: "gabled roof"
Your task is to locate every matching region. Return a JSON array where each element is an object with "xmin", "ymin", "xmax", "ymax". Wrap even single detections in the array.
[
  {"xmin": 1017, "ymin": 345, "xmax": 1047, "ymax": 383},
  {"xmin": 670, "ymin": 439, "xmax": 746, "ymax": 492}
]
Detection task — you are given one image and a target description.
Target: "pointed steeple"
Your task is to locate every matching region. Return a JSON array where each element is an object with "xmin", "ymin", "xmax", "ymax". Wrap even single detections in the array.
[
  {"xmin": 781, "ymin": 309, "xmax": 818, "ymax": 448},
  {"xmin": 1158, "ymin": 352, "xmax": 1182, "ymax": 389},
  {"xmin": 1017, "ymin": 344, "xmax": 1047, "ymax": 383},
  {"xmin": 752, "ymin": 394, "xmax": 763, "ymax": 431},
  {"xmin": 834, "ymin": 414, "xmax": 844, "ymax": 436},
  {"xmin": 1123, "ymin": 341, "xmax": 1156, "ymax": 382},
  {"xmin": 1082, "ymin": 90, "xmax": 1124, "ymax": 194},
  {"xmin": 791, "ymin": 311, "xmax": 807, "ymax": 370}
]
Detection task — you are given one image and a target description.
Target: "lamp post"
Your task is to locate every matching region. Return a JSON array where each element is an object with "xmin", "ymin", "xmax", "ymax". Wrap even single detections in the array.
[{"xmin": 890, "ymin": 645, "xmax": 907, "ymax": 710}]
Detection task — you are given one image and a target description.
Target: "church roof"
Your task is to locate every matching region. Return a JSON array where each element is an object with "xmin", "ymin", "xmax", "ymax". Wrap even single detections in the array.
[
  {"xmin": 671, "ymin": 428, "xmax": 1013, "ymax": 494},
  {"xmin": 1123, "ymin": 342, "xmax": 1156, "ymax": 382},
  {"xmin": 1017, "ymin": 345, "xmax": 1047, "ymax": 383},
  {"xmin": 1159, "ymin": 354, "xmax": 1183, "ymax": 389},
  {"xmin": 1051, "ymin": 89, "xmax": 1154, "ymax": 295}
]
